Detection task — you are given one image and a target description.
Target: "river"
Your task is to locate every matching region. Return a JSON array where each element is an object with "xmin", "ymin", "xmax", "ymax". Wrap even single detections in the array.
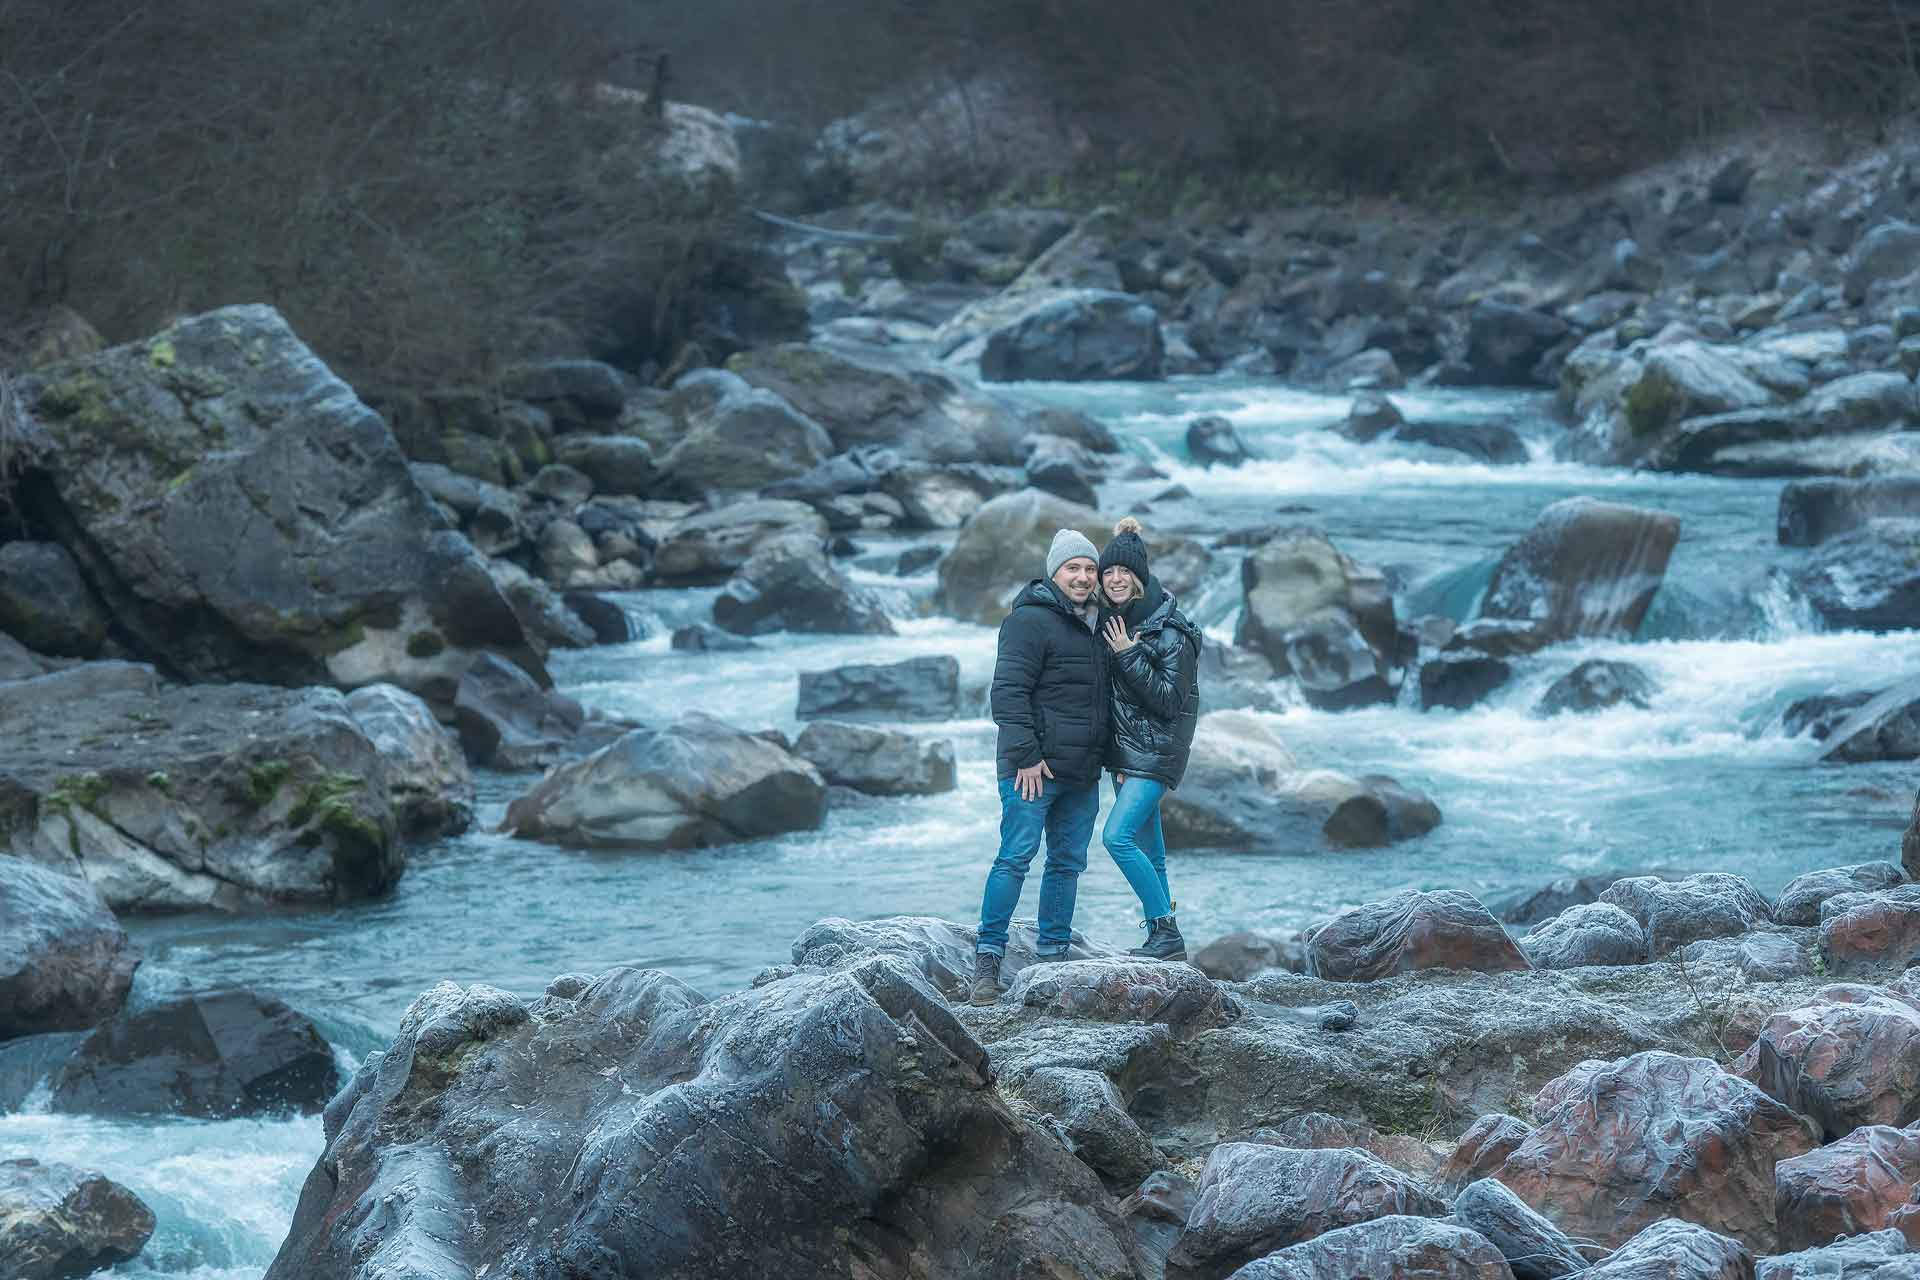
[{"xmin": 9, "ymin": 376, "xmax": 1917, "ymax": 1277}]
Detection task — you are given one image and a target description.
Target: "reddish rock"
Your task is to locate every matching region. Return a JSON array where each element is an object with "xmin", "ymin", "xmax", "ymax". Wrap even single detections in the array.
[
  {"xmin": 1496, "ymin": 1050, "xmax": 1818, "ymax": 1250},
  {"xmin": 1306, "ymin": 889, "xmax": 1530, "ymax": 983},
  {"xmin": 1583, "ymin": 1219, "xmax": 1753, "ymax": 1279},
  {"xmin": 1735, "ymin": 984, "xmax": 1920, "ymax": 1139},
  {"xmin": 1167, "ymin": 1142, "xmax": 1448, "ymax": 1278},
  {"xmin": 1773, "ymin": 1125, "xmax": 1920, "ymax": 1252},
  {"xmin": 1822, "ymin": 893, "xmax": 1920, "ymax": 976},
  {"xmin": 1889, "ymin": 1185, "xmax": 1920, "ymax": 1249},
  {"xmin": 1223, "ymin": 1215, "xmax": 1513, "ymax": 1280},
  {"xmin": 1257, "ymin": 1112, "xmax": 1442, "ymax": 1180},
  {"xmin": 1008, "ymin": 957, "xmax": 1239, "ymax": 1034},
  {"xmin": 1438, "ymin": 1114, "xmax": 1534, "ymax": 1193}
]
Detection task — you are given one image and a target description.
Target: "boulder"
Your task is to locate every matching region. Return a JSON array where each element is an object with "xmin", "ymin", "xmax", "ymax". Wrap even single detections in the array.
[
  {"xmin": 48, "ymin": 986, "xmax": 339, "ymax": 1117},
  {"xmin": 1161, "ymin": 712, "xmax": 1441, "ymax": 850},
  {"xmin": 501, "ymin": 714, "xmax": 827, "ymax": 850},
  {"xmin": 1774, "ymin": 1126, "xmax": 1920, "ymax": 1251},
  {"xmin": 490, "ymin": 560, "xmax": 596, "ymax": 652},
  {"xmin": 1495, "ymin": 870, "xmax": 1683, "ymax": 925},
  {"xmin": 1451, "ymin": 1177, "xmax": 1589, "ymax": 1280},
  {"xmin": 0, "ymin": 664, "xmax": 402, "ymax": 910},
  {"xmin": 1465, "ymin": 302, "xmax": 1572, "ymax": 386},
  {"xmin": 1306, "ymin": 890, "xmax": 1529, "ymax": 982},
  {"xmin": 1189, "ymin": 415, "xmax": 1254, "ymax": 467},
  {"xmin": 1779, "ymin": 476, "xmax": 1920, "ymax": 547},
  {"xmin": 788, "ymin": 914, "xmax": 1119, "ymax": 1003},
  {"xmin": 1795, "ymin": 518, "xmax": 1920, "ymax": 632},
  {"xmin": 884, "ymin": 461, "xmax": 1022, "ymax": 530},
  {"xmin": 1775, "ymin": 863, "xmax": 1907, "ymax": 926},
  {"xmin": 0, "ymin": 859, "xmax": 137, "ymax": 1040},
  {"xmin": 1008, "ymin": 958, "xmax": 1239, "ymax": 1035},
  {"xmin": 263, "ymin": 963, "xmax": 1143, "ymax": 1280},
  {"xmin": 409, "ymin": 463, "xmax": 526, "ymax": 557},
  {"xmin": 1733, "ymin": 934, "xmax": 1815, "ymax": 983},
  {"xmin": 1119, "ymin": 1170, "xmax": 1195, "ymax": 1277},
  {"xmin": 1822, "ymin": 892, "xmax": 1920, "ymax": 977},
  {"xmin": 1236, "ymin": 530, "xmax": 1396, "ymax": 679},
  {"xmin": 560, "ymin": 591, "xmax": 637, "ymax": 646},
  {"xmin": 1583, "ymin": 1220, "xmax": 1754, "ymax": 1280},
  {"xmin": 795, "ymin": 655, "xmax": 962, "ymax": 721},
  {"xmin": 1535, "ymin": 660, "xmax": 1657, "ymax": 716},
  {"xmin": 1419, "ymin": 654, "xmax": 1512, "ymax": 711},
  {"xmin": 1819, "ymin": 677, "xmax": 1920, "ymax": 763},
  {"xmin": 1783, "ymin": 691, "xmax": 1878, "ymax": 742},
  {"xmin": 551, "ymin": 435, "xmax": 657, "ymax": 497},
  {"xmin": 1437, "ymin": 1115, "xmax": 1535, "ymax": 1194},
  {"xmin": 524, "ymin": 463, "xmax": 593, "ymax": 505},
  {"xmin": 1521, "ymin": 902, "xmax": 1649, "ymax": 969},
  {"xmin": 1845, "ymin": 220, "xmax": 1920, "ymax": 304},
  {"xmin": 1193, "ymin": 932, "xmax": 1303, "ymax": 982},
  {"xmin": 711, "ymin": 532, "xmax": 894, "ymax": 636},
  {"xmin": 1394, "ymin": 421, "xmax": 1530, "ymax": 466},
  {"xmin": 727, "ymin": 343, "xmax": 1030, "ymax": 465},
  {"xmin": 1166, "ymin": 1143, "xmax": 1448, "ymax": 1278},
  {"xmin": 17, "ymin": 306, "xmax": 547, "ymax": 710},
  {"xmin": 792, "ymin": 722, "xmax": 957, "ymax": 796},
  {"xmin": 1341, "ymin": 394, "xmax": 1405, "ymax": 444},
  {"xmin": 935, "ymin": 489, "xmax": 1109, "ymax": 624},
  {"xmin": 496, "ymin": 358, "xmax": 627, "ymax": 427},
  {"xmin": 1622, "ymin": 341, "xmax": 1777, "ymax": 437},
  {"xmin": 1804, "ymin": 372, "xmax": 1917, "ymax": 433},
  {"xmin": 535, "ymin": 516, "xmax": 599, "ymax": 586},
  {"xmin": 652, "ymin": 499, "xmax": 828, "ymax": 584},
  {"xmin": 0, "ymin": 1157, "xmax": 156, "ymax": 1280},
  {"xmin": 1755, "ymin": 1229, "xmax": 1914, "ymax": 1280},
  {"xmin": 1024, "ymin": 435, "xmax": 1103, "ymax": 507},
  {"xmin": 1219, "ymin": 1215, "xmax": 1513, "ymax": 1280},
  {"xmin": 0, "ymin": 542, "xmax": 109, "ymax": 658},
  {"xmin": 1599, "ymin": 874, "xmax": 1773, "ymax": 957},
  {"xmin": 1445, "ymin": 619, "xmax": 1554, "ymax": 660},
  {"xmin": 344, "ymin": 684, "xmax": 473, "ymax": 838},
  {"xmin": 978, "ymin": 289, "xmax": 1164, "ymax": 382},
  {"xmin": 660, "ymin": 378, "xmax": 835, "ymax": 494},
  {"xmin": 1480, "ymin": 498, "xmax": 1680, "ymax": 640},
  {"xmin": 1283, "ymin": 610, "xmax": 1395, "ymax": 711},
  {"xmin": 452, "ymin": 652, "xmax": 617, "ymax": 771},
  {"xmin": 1495, "ymin": 1050, "xmax": 1818, "ymax": 1250},
  {"xmin": 1735, "ymin": 985, "xmax": 1920, "ymax": 1139},
  {"xmin": 1006, "ymin": 1066, "xmax": 1159, "ymax": 1189}
]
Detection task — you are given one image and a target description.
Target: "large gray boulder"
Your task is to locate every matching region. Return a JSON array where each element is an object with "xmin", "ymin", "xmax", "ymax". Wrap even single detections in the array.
[
  {"xmin": 1620, "ymin": 341, "xmax": 1777, "ymax": 438},
  {"xmin": 1755, "ymin": 1229, "xmax": 1912, "ymax": 1279},
  {"xmin": 978, "ymin": 289, "xmax": 1164, "ymax": 382},
  {"xmin": 501, "ymin": 714, "xmax": 827, "ymax": 850},
  {"xmin": 1779, "ymin": 476, "xmax": 1920, "ymax": 547},
  {"xmin": 935, "ymin": 489, "xmax": 1109, "ymax": 624},
  {"xmin": 0, "ymin": 664, "xmax": 402, "ymax": 910},
  {"xmin": 1005, "ymin": 1065, "xmax": 1159, "ymax": 1190},
  {"xmin": 1598, "ymin": 873, "xmax": 1773, "ymax": 957},
  {"xmin": 1235, "ymin": 529, "xmax": 1397, "ymax": 704},
  {"xmin": 1221, "ymin": 1216, "xmax": 1513, "ymax": 1280},
  {"xmin": 1160, "ymin": 712, "xmax": 1441, "ymax": 850},
  {"xmin": 0, "ymin": 859, "xmax": 138, "ymax": 1039},
  {"xmin": 1480, "ymin": 497, "xmax": 1680, "ymax": 640},
  {"xmin": 711, "ymin": 532, "xmax": 894, "ymax": 636},
  {"xmin": 344, "ymin": 684, "xmax": 474, "ymax": 838},
  {"xmin": 15, "ymin": 306, "xmax": 547, "ymax": 711},
  {"xmin": 452, "ymin": 653, "xmax": 627, "ymax": 771},
  {"xmin": 44, "ymin": 985, "xmax": 339, "ymax": 1118},
  {"xmin": 551, "ymin": 435, "xmax": 657, "ymax": 497},
  {"xmin": 1793, "ymin": 519, "xmax": 1920, "ymax": 632},
  {"xmin": 0, "ymin": 1157, "xmax": 156, "ymax": 1280},
  {"xmin": 792, "ymin": 722, "xmax": 956, "ymax": 796},
  {"xmin": 1845, "ymin": 220, "xmax": 1920, "ymax": 304},
  {"xmin": 0, "ymin": 542, "xmax": 109, "ymax": 658},
  {"xmin": 263, "ymin": 963, "xmax": 1144, "ymax": 1280},
  {"xmin": 1819, "ymin": 677, "xmax": 1920, "ymax": 762},
  {"xmin": 1535, "ymin": 660, "xmax": 1657, "ymax": 716},
  {"xmin": 659, "ymin": 374, "xmax": 835, "ymax": 494},
  {"xmin": 651, "ymin": 499, "xmax": 828, "ymax": 584},
  {"xmin": 796, "ymin": 655, "xmax": 963, "ymax": 721}
]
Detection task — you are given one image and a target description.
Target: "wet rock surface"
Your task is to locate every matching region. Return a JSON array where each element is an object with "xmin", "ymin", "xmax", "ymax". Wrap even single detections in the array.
[
  {"xmin": 1772, "ymin": 1125, "xmax": 1920, "ymax": 1251},
  {"xmin": 792, "ymin": 721, "xmax": 957, "ymax": 795},
  {"xmin": 1307, "ymin": 890, "xmax": 1528, "ymax": 982},
  {"xmin": 0, "ymin": 859, "xmax": 137, "ymax": 1040},
  {"xmin": 1735, "ymin": 984, "xmax": 1920, "ymax": 1138},
  {"xmin": 796, "ymin": 654, "xmax": 962, "ymax": 720},
  {"xmin": 1479, "ymin": 497, "xmax": 1680, "ymax": 640},
  {"xmin": 0, "ymin": 1157, "xmax": 157, "ymax": 1280}
]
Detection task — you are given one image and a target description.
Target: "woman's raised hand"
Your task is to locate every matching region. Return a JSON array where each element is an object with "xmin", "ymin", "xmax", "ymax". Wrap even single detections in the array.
[{"xmin": 1103, "ymin": 616, "xmax": 1135, "ymax": 653}]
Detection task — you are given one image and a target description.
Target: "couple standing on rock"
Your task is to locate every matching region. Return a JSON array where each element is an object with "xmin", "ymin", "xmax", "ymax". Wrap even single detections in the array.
[{"xmin": 971, "ymin": 516, "xmax": 1203, "ymax": 1005}]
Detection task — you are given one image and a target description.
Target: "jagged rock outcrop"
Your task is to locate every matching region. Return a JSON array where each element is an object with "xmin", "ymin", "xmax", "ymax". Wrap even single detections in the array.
[{"xmin": 0, "ymin": 1157, "xmax": 156, "ymax": 1280}]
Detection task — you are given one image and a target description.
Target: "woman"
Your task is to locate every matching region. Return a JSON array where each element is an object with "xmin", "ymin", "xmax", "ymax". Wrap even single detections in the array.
[{"xmin": 1096, "ymin": 517, "xmax": 1202, "ymax": 962}]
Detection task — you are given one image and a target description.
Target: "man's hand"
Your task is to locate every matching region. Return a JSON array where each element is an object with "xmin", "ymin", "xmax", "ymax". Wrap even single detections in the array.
[{"xmin": 1015, "ymin": 760, "xmax": 1054, "ymax": 801}]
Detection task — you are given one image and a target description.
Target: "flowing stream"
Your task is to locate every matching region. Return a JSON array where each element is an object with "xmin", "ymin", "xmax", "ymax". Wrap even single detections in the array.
[{"xmin": 12, "ymin": 376, "xmax": 1920, "ymax": 1275}]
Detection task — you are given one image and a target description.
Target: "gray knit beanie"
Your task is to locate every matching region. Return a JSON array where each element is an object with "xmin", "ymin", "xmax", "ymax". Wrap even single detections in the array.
[{"xmin": 1045, "ymin": 528, "xmax": 1099, "ymax": 579}]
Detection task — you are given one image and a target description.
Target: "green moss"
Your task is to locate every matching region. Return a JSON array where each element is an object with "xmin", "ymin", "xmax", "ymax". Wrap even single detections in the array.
[
  {"xmin": 167, "ymin": 467, "xmax": 196, "ymax": 492},
  {"xmin": 46, "ymin": 772, "xmax": 109, "ymax": 818},
  {"xmin": 148, "ymin": 337, "xmax": 177, "ymax": 369},
  {"xmin": 1624, "ymin": 372, "xmax": 1676, "ymax": 437},
  {"xmin": 247, "ymin": 760, "xmax": 292, "ymax": 808},
  {"xmin": 405, "ymin": 630, "xmax": 446, "ymax": 658},
  {"xmin": 146, "ymin": 771, "xmax": 172, "ymax": 796},
  {"xmin": 36, "ymin": 372, "xmax": 120, "ymax": 433},
  {"xmin": 289, "ymin": 772, "xmax": 384, "ymax": 852}
]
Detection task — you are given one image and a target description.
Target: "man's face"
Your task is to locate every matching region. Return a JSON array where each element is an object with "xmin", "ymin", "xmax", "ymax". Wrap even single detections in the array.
[{"xmin": 1053, "ymin": 556, "xmax": 1097, "ymax": 605}]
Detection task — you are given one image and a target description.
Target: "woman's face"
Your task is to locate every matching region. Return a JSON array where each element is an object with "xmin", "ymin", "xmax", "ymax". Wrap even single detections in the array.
[{"xmin": 1102, "ymin": 565, "xmax": 1138, "ymax": 606}]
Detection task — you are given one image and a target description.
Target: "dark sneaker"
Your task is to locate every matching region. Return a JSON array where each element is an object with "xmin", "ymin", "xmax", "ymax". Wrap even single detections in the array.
[
  {"xmin": 969, "ymin": 952, "xmax": 1002, "ymax": 1006},
  {"xmin": 1129, "ymin": 914, "xmax": 1188, "ymax": 963}
]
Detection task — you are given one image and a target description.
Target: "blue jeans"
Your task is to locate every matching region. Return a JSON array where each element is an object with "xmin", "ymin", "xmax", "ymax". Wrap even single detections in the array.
[
  {"xmin": 1103, "ymin": 775, "xmax": 1173, "ymax": 920},
  {"xmin": 977, "ymin": 776, "xmax": 1099, "ymax": 957}
]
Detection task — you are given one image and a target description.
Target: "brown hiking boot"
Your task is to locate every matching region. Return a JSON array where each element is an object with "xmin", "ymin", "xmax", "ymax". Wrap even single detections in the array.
[{"xmin": 969, "ymin": 951, "xmax": 1002, "ymax": 1005}]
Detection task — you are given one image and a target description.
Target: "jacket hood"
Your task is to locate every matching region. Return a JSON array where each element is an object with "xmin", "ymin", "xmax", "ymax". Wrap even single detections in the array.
[{"xmin": 1013, "ymin": 577, "xmax": 1091, "ymax": 617}]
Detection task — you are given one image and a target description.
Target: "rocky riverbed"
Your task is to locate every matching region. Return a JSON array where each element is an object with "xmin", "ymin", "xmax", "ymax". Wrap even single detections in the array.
[{"xmin": 11, "ymin": 120, "xmax": 1920, "ymax": 1279}]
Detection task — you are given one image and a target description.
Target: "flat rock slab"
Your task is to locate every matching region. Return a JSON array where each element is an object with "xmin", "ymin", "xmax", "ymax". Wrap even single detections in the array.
[
  {"xmin": 0, "ymin": 663, "xmax": 401, "ymax": 910},
  {"xmin": 1496, "ymin": 1050, "xmax": 1817, "ymax": 1250}
]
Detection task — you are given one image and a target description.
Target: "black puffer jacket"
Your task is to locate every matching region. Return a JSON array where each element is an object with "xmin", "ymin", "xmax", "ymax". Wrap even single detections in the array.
[
  {"xmin": 992, "ymin": 578, "xmax": 1108, "ymax": 785},
  {"xmin": 1103, "ymin": 578, "xmax": 1202, "ymax": 787}
]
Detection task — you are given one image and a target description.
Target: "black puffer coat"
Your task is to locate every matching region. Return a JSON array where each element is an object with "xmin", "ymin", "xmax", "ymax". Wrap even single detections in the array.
[
  {"xmin": 992, "ymin": 578, "xmax": 1108, "ymax": 785},
  {"xmin": 1102, "ymin": 578, "xmax": 1202, "ymax": 787}
]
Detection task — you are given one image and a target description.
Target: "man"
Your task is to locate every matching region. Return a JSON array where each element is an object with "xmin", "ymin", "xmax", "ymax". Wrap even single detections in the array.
[{"xmin": 972, "ymin": 528, "xmax": 1108, "ymax": 1006}]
